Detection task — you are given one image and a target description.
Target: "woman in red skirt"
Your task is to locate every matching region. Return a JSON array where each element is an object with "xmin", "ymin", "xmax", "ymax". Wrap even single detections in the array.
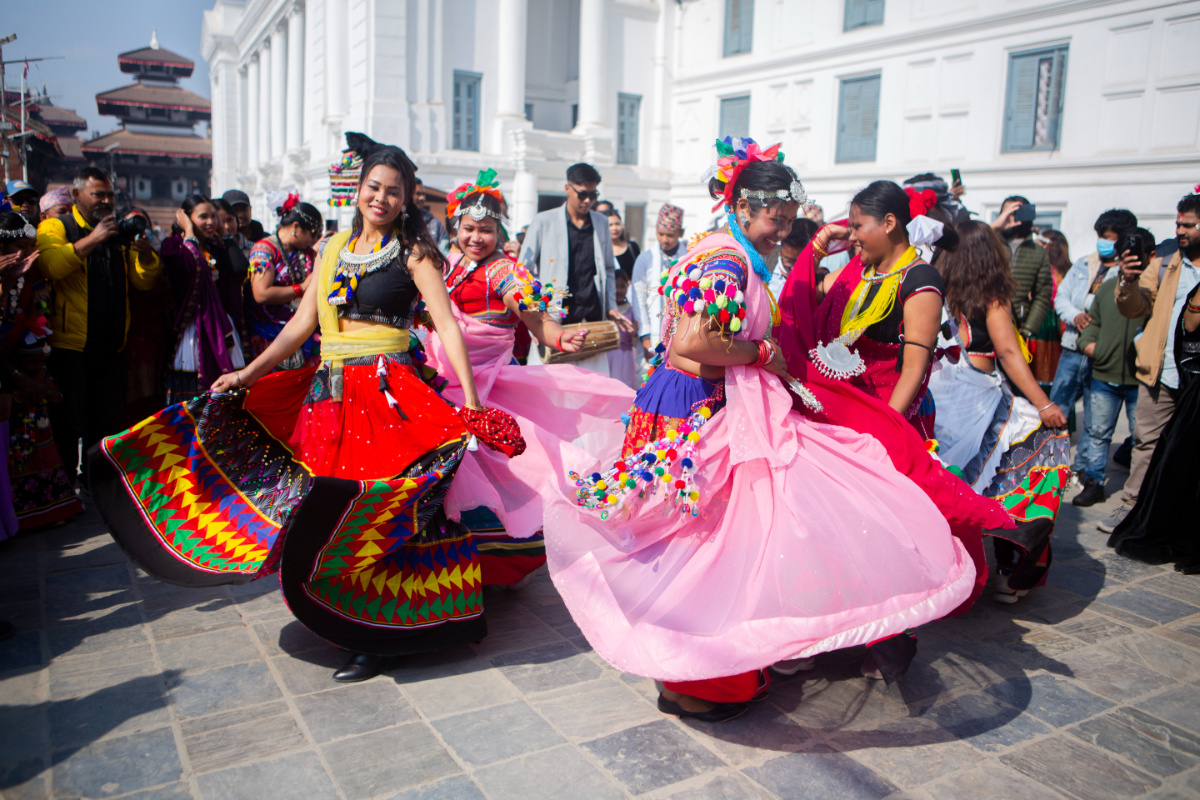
[{"xmin": 91, "ymin": 134, "xmax": 524, "ymax": 683}]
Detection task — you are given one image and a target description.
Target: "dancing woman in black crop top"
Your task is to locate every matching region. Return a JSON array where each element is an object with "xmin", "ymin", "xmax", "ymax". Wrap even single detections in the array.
[
  {"xmin": 96, "ymin": 135, "xmax": 526, "ymax": 690},
  {"xmin": 925, "ymin": 221, "xmax": 1069, "ymax": 605},
  {"xmin": 937, "ymin": 221, "xmax": 1065, "ymax": 430}
]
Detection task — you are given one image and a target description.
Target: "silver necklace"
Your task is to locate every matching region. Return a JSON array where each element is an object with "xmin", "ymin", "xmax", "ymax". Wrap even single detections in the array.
[{"xmin": 337, "ymin": 235, "xmax": 402, "ymax": 278}]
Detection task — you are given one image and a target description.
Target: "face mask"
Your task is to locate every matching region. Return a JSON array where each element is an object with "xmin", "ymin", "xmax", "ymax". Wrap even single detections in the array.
[{"xmin": 1097, "ymin": 239, "xmax": 1117, "ymax": 259}]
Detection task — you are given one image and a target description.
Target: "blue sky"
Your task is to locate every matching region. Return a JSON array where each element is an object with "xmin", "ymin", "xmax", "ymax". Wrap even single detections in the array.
[{"xmin": 2, "ymin": 0, "xmax": 216, "ymax": 137}]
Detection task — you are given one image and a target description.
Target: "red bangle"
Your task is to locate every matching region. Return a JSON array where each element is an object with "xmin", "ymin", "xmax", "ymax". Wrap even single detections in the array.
[
  {"xmin": 555, "ymin": 331, "xmax": 564, "ymax": 350},
  {"xmin": 751, "ymin": 339, "xmax": 771, "ymax": 367},
  {"xmin": 292, "ymin": 284, "xmax": 304, "ymax": 298}
]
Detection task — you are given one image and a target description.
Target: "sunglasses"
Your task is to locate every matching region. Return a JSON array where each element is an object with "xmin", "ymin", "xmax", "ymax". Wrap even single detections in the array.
[{"xmin": 570, "ymin": 186, "xmax": 600, "ymax": 202}]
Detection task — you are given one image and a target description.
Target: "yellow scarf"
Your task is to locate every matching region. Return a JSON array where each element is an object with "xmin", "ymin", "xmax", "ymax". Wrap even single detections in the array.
[
  {"xmin": 839, "ymin": 246, "xmax": 919, "ymax": 336},
  {"xmin": 317, "ymin": 230, "xmax": 411, "ymax": 399}
]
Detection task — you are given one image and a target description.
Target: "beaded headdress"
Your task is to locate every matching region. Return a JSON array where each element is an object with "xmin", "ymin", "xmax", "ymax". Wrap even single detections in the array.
[
  {"xmin": 447, "ymin": 168, "xmax": 505, "ymax": 222},
  {"xmin": 0, "ymin": 221, "xmax": 36, "ymax": 239},
  {"xmin": 268, "ymin": 191, "xmax": 320, "ymax": 231},
  {"xmin": 700, "ymin": 137, "xmax": 801, "ymax": 212}
]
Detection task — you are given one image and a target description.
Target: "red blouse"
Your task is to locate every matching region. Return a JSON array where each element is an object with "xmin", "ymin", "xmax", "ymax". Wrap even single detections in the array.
[{"xmin": 445, "ymin": 254, "xmax": 520, "ymax": 328}]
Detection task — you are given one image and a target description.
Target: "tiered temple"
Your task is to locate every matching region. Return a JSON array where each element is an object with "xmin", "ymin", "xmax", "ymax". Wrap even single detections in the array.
[{"xmin": 82, "ymin": 30, "xmax": 212, "ymax": 225}]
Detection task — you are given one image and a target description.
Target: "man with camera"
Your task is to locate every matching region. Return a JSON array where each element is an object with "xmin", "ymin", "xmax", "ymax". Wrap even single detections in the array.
[
  {"xmin": 35, "ymin": 166, "xmax": 162, "ymax": 493},
  {"xmin": 1103, "ymin": 190, "xmax": 1200, "ymax": 532},
  {"xmin": 991, "ymin": 196, "xmax": 1054, "ymax": 339}
]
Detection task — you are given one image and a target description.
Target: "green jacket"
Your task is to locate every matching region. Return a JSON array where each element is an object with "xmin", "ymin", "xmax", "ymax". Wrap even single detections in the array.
[
  {"xmin": 1009, "ymin": 237, "xmax": 1053, "ymax": 336},
  {"xmin": 1078, "ymin": 275, "xmax": 1146, "ymax": 386}
]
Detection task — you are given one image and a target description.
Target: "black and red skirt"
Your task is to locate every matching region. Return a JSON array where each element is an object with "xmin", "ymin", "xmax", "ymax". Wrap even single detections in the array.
[{"xmin": 90, "ymin": 352, "xmax": 487, "ymax": 655}]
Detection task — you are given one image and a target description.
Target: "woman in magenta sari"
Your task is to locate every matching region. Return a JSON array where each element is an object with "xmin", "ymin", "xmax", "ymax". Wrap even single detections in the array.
[
  {"xmin": 806, "ymin": 181, "xmax": 958, "ymax": 439},
  {"xmin": 425, "ymin": 170, "xmax": 633, "ymax": 588},
  {"xmin": 162, "ymin": 195, "xmax": 247, "ymax": 405}
]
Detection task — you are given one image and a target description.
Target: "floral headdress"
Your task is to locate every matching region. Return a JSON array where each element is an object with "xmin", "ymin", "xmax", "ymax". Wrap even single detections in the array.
[
  {"xmin": 902, "ymin": 186, "xmax": 944, "ymax": 247},
  {"xmin": 700, "ymin": 137, "xmax": 798, "ymax": 212},
  {"xmin": 447, "ymin": 168, "xmax": 505, "ymax": 221}
]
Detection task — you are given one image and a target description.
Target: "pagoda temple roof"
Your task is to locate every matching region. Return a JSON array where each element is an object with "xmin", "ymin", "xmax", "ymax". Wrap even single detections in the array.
[
  {"xmin": 0, "ymin": 106, "xmax": 61, "ymax": 151},
  {"xmin": 118, "ymin": 45, "xmax": 195, "ymax": 76},
  {"xmin": 81, "ymin": 129, "xmax": 211, "ymax": 160},
  {"xmin": 38, "ymin": 104, "xmax": 88, "ymax": 131},
  {"xmin": 56, "ymin": 135, "xmax": 86, "ymax": 162},
  {"xmin": 96, "ymin": 84, "xmax": 211, "ymax": 115}
]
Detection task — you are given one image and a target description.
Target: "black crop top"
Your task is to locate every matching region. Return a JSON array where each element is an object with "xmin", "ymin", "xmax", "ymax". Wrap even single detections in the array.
[
  {"xmin": 963, "ymin": 313, "xmax": 995, "ymax": 356},
  {"xmin": 862, "ymin": 262, "xmax": 945, "ymax": 345},
  {"xmin": 340, "ymin": 248, "xmax": 420, "ymax": 329}
]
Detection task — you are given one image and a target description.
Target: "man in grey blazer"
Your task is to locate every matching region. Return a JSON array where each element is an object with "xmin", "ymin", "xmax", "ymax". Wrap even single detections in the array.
[{"xmin": 519, "ymin": 163, "xmax": 635, "ymax": 375}]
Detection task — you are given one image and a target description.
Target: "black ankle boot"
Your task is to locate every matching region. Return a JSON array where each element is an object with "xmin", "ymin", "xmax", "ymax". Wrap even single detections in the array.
[
  {"xmin": 333, "ymin": 653, "xmax": 385, "ymax": 683},
  {"xmin": 1072, "ymin": 478, "xmax": 1105, "ymax": 507}
]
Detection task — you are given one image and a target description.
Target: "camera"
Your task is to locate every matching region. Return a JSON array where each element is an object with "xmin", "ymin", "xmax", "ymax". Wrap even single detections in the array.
[
  {"xmin": 1116, "ymin": 230, "xmax": 1149, "ymax": 266},
  {"xmin": 1013, "ymin": 203, "xmax": 1038, "ymax": 223},
  {"xmin": 117, "ymin": 214, "xmax": 149, "ymax": 244}
]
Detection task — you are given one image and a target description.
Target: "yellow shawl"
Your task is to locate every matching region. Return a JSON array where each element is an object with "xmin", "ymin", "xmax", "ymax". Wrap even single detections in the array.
[{"xmin": 317, "ymin": 229, "xmax": 411, "ymax": 399}]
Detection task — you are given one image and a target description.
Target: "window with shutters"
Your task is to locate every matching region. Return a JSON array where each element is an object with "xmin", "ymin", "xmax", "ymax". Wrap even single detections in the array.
[
  {"xmin": 617, "ymin": 94, "xmax": 641, "ymax": 165},
  {"xmin": 724, "ymin": 0, "xmax": 754, "ymax": 57},
  {"xmin": 836, "ymin": 75, "xmax": 881, "ymax": 163},
  {"xmin": 844, "ymin": 0, "xmax": 884, "ymax": 31},
  {"xmin": 452, "ymin": 71, "xmax": 482, "ymax": 152},
  {"xmin": 1002, "ymin": 45, "xmax": 1068, "ymax": 153},
  {"xmin": 719, "ymin": 95, "xmax": 751, "ymax": 140}
]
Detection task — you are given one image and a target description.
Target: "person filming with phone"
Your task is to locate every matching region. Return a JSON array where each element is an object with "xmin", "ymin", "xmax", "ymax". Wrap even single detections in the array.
[
  {"xmin": 991, "ymin": 196, "xmax": 1054, "ymax": 341},
  {"xmin": 1099, "ymin": 188, "xmax": 1200, "ymax": 535}
]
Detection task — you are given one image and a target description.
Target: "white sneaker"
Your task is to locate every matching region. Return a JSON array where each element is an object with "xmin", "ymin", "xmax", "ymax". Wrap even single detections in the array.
[
  {"xmin": 993, "ymin": 572, "xmax": 1028, "ymax": 604},
  {"xmin": 1098, "ymin": 504, "xmax": 1132, "ymax": 534},
  {"xmin": 771, "ymin": 657, "xmax": 817, "ymax": 676}
]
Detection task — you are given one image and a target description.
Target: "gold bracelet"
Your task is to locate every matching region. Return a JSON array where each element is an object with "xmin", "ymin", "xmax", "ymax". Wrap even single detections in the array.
[{"xmin": 812, "ymin": 239, "xmax": 828, "ymax": 258}]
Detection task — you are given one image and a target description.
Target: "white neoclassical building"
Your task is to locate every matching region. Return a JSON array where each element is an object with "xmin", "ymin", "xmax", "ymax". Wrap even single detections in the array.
[
  {"xmin": 201, "ymin": 0, "xmax": 675, "ymax": 238},
  {"xmin": 203, "ymin": 0, "xmax": 1200, "ymax": 250}
]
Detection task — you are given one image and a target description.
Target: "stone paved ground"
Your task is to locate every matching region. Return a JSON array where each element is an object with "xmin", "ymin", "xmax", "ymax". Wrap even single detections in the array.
[{"xmin": 3, "ymin": 433, "xmax": 1200, "ymax": 800}]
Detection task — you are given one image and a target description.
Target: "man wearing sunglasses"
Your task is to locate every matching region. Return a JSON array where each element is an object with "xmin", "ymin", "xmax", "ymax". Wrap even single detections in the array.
[{"xmin": 520, "ymin": 162, "xmax": 635, "ymax": 375}]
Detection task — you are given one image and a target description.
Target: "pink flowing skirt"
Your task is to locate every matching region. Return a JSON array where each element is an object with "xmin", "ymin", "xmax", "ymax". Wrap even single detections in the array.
[
  {"xmin": 426, "ymin": 308, "xmax": 635, "ymax": 539},
  {"xmin": 544, "ymin": 404, "xmax": 976, "ymax": 683}
]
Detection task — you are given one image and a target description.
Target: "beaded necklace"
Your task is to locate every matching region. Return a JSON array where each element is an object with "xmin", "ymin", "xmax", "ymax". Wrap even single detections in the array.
[
  {"xmin": 725, "ymin": 211, "xmax": 773, "ymax": 285},
  {"xmin": 839, "ymin": 246, "xmax": 919, "ymax": 336},
  {"xmin": 328, "ymin": 230, "xmax": 399, "ymax": 306}
]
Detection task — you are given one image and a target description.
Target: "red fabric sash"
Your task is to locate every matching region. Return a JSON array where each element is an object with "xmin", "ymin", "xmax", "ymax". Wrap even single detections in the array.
[{"xmin": 775, "ymin": 232, "xmax": 1013, "ymax": 615}]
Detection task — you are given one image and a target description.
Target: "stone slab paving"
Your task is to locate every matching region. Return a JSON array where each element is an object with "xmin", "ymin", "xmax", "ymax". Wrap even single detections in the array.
[{"xmin": 3, "ymin": 452, "xmax": 1200, "ymax": 798}]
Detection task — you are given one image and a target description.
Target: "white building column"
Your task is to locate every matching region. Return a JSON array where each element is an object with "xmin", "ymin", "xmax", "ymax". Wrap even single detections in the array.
[
  {"xmin": 246, "ymin": 54, "xmax": 260, "ymax": 170},
  {"xmin": 286, "ymin": 2, "xmax": 305, "ymax": 154},
  {"xmin": 575, "ymin": 0, "xmax": 607, "ymax": 133},
  {"xmin": 649, "ymin": 0, "xmax": 672, "ymax": 169},
  {"xmin": 257, "ymin": 40, "xmax": 271, "ymax": 167},
  {"xmin": 325, "ymin": 0, "xmax": 348, "ymax": 122},
  {"xmin": 493, "ymin": 0, "xmax": 530, "ymax": 154},
  {"xmin": 270, "ymin": 24, "xmax": 288, "ymax": 161}
]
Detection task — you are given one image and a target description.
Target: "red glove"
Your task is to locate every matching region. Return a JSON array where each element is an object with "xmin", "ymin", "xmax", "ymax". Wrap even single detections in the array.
[{"xmin": 458, "ymin": 406, "xmax": 527, "ymax": 458}]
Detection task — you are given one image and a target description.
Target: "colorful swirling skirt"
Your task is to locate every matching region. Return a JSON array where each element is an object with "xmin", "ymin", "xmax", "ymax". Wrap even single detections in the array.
[{"xmin": 90, "ymin": 353, "xmax": 488, "ymax": 655}]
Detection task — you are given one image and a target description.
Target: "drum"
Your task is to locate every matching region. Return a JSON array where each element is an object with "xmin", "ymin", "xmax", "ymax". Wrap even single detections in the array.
[{"xmin": 538, "ymin": 320, "xmax": 621, "ymax": 365}]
